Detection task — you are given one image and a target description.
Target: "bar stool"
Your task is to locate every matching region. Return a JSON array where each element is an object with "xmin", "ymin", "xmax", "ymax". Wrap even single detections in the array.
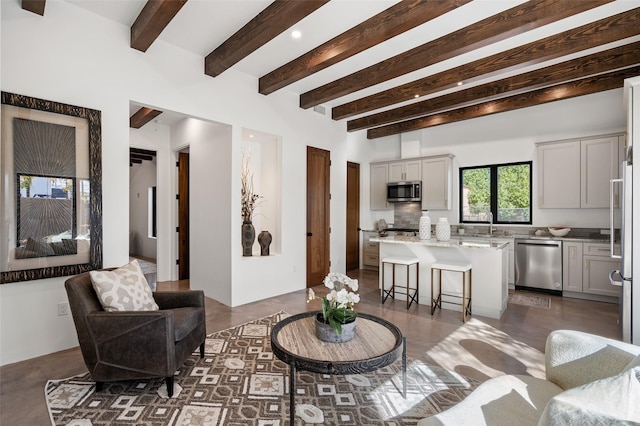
[
  {"xmin": 431, "ymin": 261, "xmax": 472, "ymax": 322},
  {"xmin": 381, "ymin": 256, "xmax": 419, "ymax": 309}
]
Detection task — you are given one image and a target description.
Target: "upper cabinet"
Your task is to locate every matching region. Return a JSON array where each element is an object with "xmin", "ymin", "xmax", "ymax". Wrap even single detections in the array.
[
  {"xmin": 388, "ymin": 159, "xmax": 421, "ymax": 182},
  {"xmin": 537, "ymin": 134, "xmax": 623, "ymax": 209},
  {"xmin": 370, "ymin": 154, "xmax": 454, "ymax": 211},
  {"xmin": 370, "ymin": 163, "xmax": 390, "ymax": 210},
  {"xmin": 421, "ymin": 155, "xmax": 453, "ymax": 210}
]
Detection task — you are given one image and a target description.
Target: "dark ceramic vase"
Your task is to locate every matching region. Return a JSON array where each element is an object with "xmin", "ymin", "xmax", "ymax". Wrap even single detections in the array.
[
  {"xmin": 258, "ymin": 230, "xmax": 272, "ymax": 256},
  {"xmin": 242, "ymin": 221, "xmax": 255, "ymax": 256}
]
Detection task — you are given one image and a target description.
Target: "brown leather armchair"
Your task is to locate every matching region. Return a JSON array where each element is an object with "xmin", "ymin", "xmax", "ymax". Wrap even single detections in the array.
[{"xmin": 65, "ymin": 271, "xmax": 206, "ymax": 397}]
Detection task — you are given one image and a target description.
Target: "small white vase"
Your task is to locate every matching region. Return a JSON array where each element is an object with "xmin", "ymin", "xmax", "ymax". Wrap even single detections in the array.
[
  {"xmin": 436, "ymin": 217, "xmax": 450, "ymax": 242},
  {"xmin": 419, "ymin": 210, "xmax": 431, "ymax": 240}
]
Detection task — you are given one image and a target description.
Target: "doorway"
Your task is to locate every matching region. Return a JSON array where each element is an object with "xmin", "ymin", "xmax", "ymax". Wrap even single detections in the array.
[
  {"xmin": 346, "ymin": 162, "xmax": 360, "ymax": 271},
  {"xmin": 306, "ymin": 146, "xmax": 330, "ymax": 287},
  {"xmin": 129, "ymin": 148, "xmax": 158, "ymax": 262},
  {"xmin": 177, "ymin": 151, "xmax": 189, "ymax": 280}
]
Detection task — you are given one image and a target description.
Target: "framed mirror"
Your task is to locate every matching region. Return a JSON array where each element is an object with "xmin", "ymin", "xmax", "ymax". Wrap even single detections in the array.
[{"xmin": 1, "ymin": 92, "xmax": 102, "ymax": 284}]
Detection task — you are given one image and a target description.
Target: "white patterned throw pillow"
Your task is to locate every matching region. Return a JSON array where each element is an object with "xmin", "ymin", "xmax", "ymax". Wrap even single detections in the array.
[{"xmin": 89, "ymin": 260, "xmax": 159, "ymax": 312}]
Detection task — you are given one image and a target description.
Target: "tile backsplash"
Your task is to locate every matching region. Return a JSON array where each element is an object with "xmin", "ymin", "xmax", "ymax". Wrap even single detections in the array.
[{"xmin": 393, "ymin": 202, "xmax": 422, "ymax": 228}]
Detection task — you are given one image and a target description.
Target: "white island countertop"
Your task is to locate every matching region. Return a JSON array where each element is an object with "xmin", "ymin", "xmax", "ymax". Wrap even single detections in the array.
[{"xmin": 371, "ymin": 235, "xmax": 509, "ymax": 250}]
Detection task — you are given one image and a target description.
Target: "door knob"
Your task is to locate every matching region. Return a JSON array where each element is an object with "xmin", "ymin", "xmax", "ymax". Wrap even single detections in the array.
[{"xmin": 307, "ymin": 232, "xmax": 313, "ymax": 237}]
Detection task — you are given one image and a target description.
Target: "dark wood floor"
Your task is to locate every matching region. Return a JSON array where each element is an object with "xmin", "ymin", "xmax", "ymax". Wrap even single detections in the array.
[{"xmin": 0, "ymin": 269, "xmax": 620, "ymax": 425}]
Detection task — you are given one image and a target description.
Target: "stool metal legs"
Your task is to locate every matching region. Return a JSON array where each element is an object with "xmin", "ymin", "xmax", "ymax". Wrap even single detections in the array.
[
  {"xmin": 381, "ymin": 261, "xmax": 419, "ymax": 309},
  {"xmin": 431, "ymin": 267, "xmax": 472, "ymax": 322}
]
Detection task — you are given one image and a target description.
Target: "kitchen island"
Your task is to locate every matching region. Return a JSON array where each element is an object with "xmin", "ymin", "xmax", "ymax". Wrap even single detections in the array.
[{"xmin": 371, "ymin": 236, "xmax": 509, "ymax": 319}]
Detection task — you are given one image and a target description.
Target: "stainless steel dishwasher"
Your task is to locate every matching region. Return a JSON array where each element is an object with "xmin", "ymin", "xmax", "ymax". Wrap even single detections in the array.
[{"xmin": 515, "ymin": 239, "xmax": 563, "ymax": 293}]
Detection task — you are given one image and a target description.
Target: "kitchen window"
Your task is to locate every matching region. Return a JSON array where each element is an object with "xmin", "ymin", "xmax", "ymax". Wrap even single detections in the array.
[{"xmin": 459, "ymin": 161, "xmax": 532, "ymax": 225}]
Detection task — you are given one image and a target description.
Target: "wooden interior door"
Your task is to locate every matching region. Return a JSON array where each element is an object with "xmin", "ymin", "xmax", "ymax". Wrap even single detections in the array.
[
  {"xmin": 307, "ymin": 146, "xmax": 330, "ymax": 287},
  {"xmin": 178, "ymin": 152, "xmax": 190, "ymax": 280},
  {"xmin": 346, "ymin": 162, "xmax": 360, "ymax": 271}
]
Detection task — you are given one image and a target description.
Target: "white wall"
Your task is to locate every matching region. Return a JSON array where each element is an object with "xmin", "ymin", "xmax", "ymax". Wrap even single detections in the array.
[
  {"xmin": 349, "ymin": 89, "xmax": 627, "ymax": 231},
  {"xmin": 0, "ymin": 0, "xmax": 347, "ymax": 364}
]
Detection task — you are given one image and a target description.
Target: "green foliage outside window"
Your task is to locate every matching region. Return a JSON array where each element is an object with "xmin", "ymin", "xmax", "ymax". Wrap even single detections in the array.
[{"xmin": 460, "ymin": 162, "xmax": 531, "ymax": 224}]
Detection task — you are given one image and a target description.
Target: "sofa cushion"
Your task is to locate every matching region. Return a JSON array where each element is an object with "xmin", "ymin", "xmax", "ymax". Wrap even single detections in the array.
[
  {"xmin": 171, "ymin": 307, "xmax": 205, "ymax": 342},
  {"xmin": 89, "ymin": 260, "xmax": 159, "ymax": 312},
  {"xmin": 538, "ymin": 366, "xmax": 640, "ymax": 425},
  {"xmin": 417, "ymin": 374, "xmax": 563, "ymax": 426}
]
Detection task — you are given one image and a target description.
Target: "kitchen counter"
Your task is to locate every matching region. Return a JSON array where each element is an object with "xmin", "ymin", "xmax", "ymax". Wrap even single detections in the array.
[
  {"xmin": 371, "ymin": 235, "xmax": 509, "ymax": 249},
  {"xmin": 375, "ymin": 236, "xmax": 509, "ymax": 319}
]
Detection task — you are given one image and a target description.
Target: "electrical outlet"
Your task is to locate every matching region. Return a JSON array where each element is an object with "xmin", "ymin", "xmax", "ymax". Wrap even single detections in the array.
[{"xmin": 58, "ymin": 302, "xmax": 70, "ymax": 316}]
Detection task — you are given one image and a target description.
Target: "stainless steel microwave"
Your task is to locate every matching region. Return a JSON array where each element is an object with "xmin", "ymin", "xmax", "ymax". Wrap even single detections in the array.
[{"xmin": 387, "ymin": 181, "xmax": 421, "ymax": 202}]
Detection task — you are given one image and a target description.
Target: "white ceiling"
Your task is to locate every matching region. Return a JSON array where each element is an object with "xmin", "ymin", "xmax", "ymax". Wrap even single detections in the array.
[{"xmin": 72, "ymin": 0, "xmax": 639, "ymax": 128}]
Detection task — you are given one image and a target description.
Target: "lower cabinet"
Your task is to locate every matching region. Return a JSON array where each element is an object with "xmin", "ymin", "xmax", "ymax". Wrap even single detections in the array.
[
  {"xmin": 362, "ymin": 231, "xmax": 379, "ymax": 270},
  {"xmin": 563, "ymin": 242, "xmax": 619, "ymax": 300}
]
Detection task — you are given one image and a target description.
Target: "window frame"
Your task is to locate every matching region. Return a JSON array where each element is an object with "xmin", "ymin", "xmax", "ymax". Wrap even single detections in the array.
[{"xmin": 459, "ymin": 161, "xmax": 532, "ymax": 225}]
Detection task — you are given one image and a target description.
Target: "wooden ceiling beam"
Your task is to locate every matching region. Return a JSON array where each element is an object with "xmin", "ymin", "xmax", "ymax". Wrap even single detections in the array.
[
  {"xmin": 21, "ymin": 0, "xmax": 46, "ymax": 15},
  {"xmin": 130, "ymin": 107, "xmax": 163, "ymax": 129},
  {"xmin": 335, "ymin": 7, "xmax": 640, "ymax": 121},
  {"xmin": 130, "ymin": 148, "xmax": 157, "ymax": 157},
  {"xmin": 300, "ymin": 0, "xmax": 611, "ymax": 109},
  {"xmin": 130, "ymin": 153, "xmax": 154, "ymax": 162},
  {"xmin": 366, "ymin": 65, "xmax": 640, "ymax": 139},
  {"xmin": 205, "ymin": 0, "xmax": 329, "ymax": 78},
  {"xmin": 258, "ymin": 0, "xmax": 470, "ymax": 95},
  {"xmin": 348, "ymin": 42, "xmax": 640, "ymax": 132},
  {"xmin": 131, "ymin": 0, "xmax": 188, "ymax": 52}
]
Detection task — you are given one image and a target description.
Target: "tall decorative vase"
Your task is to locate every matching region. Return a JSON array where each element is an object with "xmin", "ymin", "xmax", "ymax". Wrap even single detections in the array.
[
  {"xmin": 419, "ymin": 210, "xmax": 431, "ymax": 240},
  {"xmin": 258, "ymin": 230, "xmax": 272, "ymax": 256},
  {"xmin": 242, "ymin": 221, "xmax": 255, "ymax": 256},
  {"xmin": 435, "ymin": 217, "xmax": 451, "ymax": 242}
]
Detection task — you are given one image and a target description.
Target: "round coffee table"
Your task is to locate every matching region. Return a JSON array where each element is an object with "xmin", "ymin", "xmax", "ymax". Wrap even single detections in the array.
[{"xmin": 271, "ymin": 311, "xmax": 406, "ymax": 424}]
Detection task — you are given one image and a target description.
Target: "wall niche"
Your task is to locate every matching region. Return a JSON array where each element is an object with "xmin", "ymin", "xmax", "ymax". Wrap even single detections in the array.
[{"xmin": 241, "ymin": 128, "xmax": 282, "ymax": 256}]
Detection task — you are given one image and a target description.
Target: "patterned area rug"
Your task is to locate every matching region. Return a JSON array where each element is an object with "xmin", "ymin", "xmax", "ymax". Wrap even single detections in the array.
[
  {"xmin": 46, "ymin": 312, "xmax": 477, "ymax": 425},
  {"xmin": 508, "ymin": 292, "xmax": 551, "ymax": 309}
]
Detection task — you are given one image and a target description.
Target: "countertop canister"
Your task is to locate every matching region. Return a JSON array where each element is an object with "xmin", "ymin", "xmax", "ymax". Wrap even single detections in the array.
[
  {"xmin": 419, "ymin": 210, "xmax": 431, "ymax": 240},
  {"xmin": 436, "ymin": 217, "xmax": 451, "ymax": 242}
]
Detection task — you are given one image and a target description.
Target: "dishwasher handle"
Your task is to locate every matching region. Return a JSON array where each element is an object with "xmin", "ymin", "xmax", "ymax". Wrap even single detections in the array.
[{"xmin": 517, "ymin": 241, "xmax": 561, "ymax": 248}]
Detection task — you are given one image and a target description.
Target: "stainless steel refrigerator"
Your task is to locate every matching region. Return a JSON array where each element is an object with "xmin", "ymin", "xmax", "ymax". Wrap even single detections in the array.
[{"xmin": 610, "ymin": 76, "xmax": 639, "ymax": 344}]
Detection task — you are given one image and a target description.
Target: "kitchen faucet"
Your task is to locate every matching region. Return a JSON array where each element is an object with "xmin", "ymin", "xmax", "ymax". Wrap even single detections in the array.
[{"xmin": 488, "ymin": 211, "xmax": 494, "ymax": 236}]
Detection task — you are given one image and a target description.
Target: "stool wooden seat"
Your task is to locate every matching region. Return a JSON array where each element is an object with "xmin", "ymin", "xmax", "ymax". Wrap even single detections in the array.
[
  {"xmin": 431, "ymin": 261, "xmax": 472, "ymax": 322},
  {"xmin": 381, "ymin": 256, "xmax": 419, "ymax": 309}
]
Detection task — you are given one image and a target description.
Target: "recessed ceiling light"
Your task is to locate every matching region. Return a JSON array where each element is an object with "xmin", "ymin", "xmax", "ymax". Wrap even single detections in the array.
[
  {"xmin": 457, "ymin": 82, "xmax": 463, "ymax": 86},
  {"xmin": 291, "ymin": 30, "xmax": 302, "ymax": 39},
  {"xmin": 414, "ymin": 94, "xmax": 420, "ymax": 98}
]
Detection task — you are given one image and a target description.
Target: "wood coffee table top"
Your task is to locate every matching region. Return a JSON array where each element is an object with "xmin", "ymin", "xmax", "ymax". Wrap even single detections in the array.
[{"xmin": 271, "ymin": 311, "xmax": 404, "ymax": 375}]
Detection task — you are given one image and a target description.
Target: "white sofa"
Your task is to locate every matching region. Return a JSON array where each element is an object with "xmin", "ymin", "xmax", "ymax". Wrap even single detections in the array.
[{"xmin": 419, "ymin": 330, "xmax": 640, "ymax": 425}]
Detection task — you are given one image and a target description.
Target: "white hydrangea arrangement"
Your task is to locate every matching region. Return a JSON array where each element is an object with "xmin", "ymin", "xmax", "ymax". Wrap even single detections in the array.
[{"xmin": 308, "ymin": 272, "xmax": 360, "ymax": 335}]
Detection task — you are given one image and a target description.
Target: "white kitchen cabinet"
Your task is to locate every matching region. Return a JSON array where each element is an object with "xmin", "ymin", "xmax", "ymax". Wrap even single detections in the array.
[
  {"xmin": 563, "ymin": 242, "xmax": 619, "ymax": 300},
  {"xmin": 421, "ymin": 155, "xmax": 452, "ymax": 210},
  {"xmin": 562, "ymin": 241, "xmax": 583, "ymax": 292},
  {"xmin": 370, "ymin": 163, "xmax": 391, "ymax": 210},
  {"xmin": 581, "ymin": 136, "xmax": 619, "ymax": 208},
  {"xmin": 538, "ymin": 135, "xmax": 622, "ymax": 209},
  {"xmin": 388, "ymin": 159, "xmax": 421, "ymax": 182},
  {"xmin": 538, "ymin": 141, "xmax": 581, "ymax": 208},
  {"xmin": 362, "ymin": 231, "xmax": 379, "ymax": 270},
  {"xmin": 583, "ymin": 254, "xmax": 620, "ymax": 298}
]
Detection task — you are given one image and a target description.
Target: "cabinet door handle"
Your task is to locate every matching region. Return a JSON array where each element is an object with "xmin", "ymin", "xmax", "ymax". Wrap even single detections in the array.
[{"xmin": 307, "ymin": 232, "xmax": 313, "ymax": 237}]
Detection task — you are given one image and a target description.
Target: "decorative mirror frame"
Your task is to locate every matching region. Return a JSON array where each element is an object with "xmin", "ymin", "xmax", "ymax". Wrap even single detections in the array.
[{"xmin": 1, "ymin": 92, "xmax": 102, "ymax": 284}]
